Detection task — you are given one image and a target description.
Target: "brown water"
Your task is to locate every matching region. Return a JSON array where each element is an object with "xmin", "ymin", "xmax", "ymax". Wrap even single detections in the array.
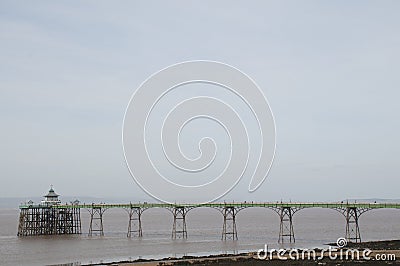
[{"xmin": 1, "ymin": 207, "xmax": 399, "ymax": 265}]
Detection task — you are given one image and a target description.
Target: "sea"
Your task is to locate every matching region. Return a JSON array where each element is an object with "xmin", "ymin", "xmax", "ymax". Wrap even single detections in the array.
[{"xmin": 1, "ymin": 207, "xmax": 399, "ymax": 265}]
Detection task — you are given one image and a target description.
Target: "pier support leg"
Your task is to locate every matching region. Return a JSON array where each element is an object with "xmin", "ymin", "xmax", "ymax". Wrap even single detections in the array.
[
  {"xmin": 172, "ymin": 207, "xmax": 187, "ymax": 239},
  {"xmin": 73, "ymin": 208, "xmax": 82, "ymax": 234},
  {"xmin": 17, "ymin": 209, "xmax": 28, "ymax": 236},
  {"xmin": 42, "ymin": 208, "xmax": 57, "ymax": 235},
  {"xmin": 18, "ymin": 207, "xmax": 81, "ymax": 236},
  {"xmin": 127, "ymin": 207, "xmax": 142, "ymax": 237},
  {"xmin": 222, "ymin": 206, "xmax": 237, "ymax": 240},
  {"xmin": 345, "ymin": 207, "xmax": 361, "ymax": 243},
  {"xmin": 58, "ymin": 208, "xmax": 81, "ymax": 234},
  {"xmin": 279, "ymin": 207, "xmax": 295, "ymax": 243},
  {"xmin": 88, "ymin": 207, "xmax": 105, "ymax": 236},
  {"xmin": 57, "ymin": 208, "xmax": 72, "ymax": 234}
]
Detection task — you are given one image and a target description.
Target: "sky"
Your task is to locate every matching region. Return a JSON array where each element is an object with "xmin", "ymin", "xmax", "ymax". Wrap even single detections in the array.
[{"xmin": 0, "ymin": 1, "xmax": 399, "ymax": 202}]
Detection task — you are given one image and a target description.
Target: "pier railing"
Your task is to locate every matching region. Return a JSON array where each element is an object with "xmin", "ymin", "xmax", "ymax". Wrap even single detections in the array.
[{"xmin": 19, "ymin": 201, "xmax": 400, "ymax": 209}]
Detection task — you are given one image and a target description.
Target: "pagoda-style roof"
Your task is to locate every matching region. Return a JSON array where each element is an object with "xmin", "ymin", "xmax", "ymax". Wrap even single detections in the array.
[{"xmin": 44, "ymin": 187, "xmax": 59, "ymax": 198}]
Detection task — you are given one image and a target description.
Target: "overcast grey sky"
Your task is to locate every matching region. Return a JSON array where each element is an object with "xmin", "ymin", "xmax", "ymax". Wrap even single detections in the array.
[{"xmin": 1, "ymin": 1, "xmax": 399, "ymax": 202}]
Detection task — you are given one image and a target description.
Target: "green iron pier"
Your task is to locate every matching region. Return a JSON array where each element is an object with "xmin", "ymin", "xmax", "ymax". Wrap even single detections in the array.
[{"xmin": 18, "ymin": 189, "xmax": 400, "ymax": 243}]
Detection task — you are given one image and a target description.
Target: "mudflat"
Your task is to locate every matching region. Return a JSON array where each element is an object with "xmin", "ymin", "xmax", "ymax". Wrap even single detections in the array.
[{"xmin": 87, "ymin": 240, "xmax": 400, "ymax": 265}]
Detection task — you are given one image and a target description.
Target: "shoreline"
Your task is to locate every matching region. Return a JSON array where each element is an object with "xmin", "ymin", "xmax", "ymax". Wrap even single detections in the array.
[{"xmin": 84, "ymin": 240, "xmax": 400, "ymax": 265}]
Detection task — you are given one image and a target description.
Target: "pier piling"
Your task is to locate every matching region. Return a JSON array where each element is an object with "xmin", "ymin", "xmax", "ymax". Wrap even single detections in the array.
[
  {"xmin": 345, "ymin": 207, "xmax": 361, "ymax": 243},
  {"xmin": 127, "ymin": 206, "xmax": 143, "ymax": 237},
  {"xmin": 172, "ymin": 206, "xmax": 187, "ymax": 239},
  {"xmin": 222, "ymin": 206, "xmax": 237, "ymax": 240},
  {"xmin": 88, "ymin": 206, "xmax": 105, "ymax": 236},
  {"xmin": 278, "ymin": 206, "xmax": 295, "ymax": 243}
]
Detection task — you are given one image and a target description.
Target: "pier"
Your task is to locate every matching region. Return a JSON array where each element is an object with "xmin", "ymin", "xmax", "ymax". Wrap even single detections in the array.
[{"xmin": 17, "ymin": 188, "xmax": 400, "ymax": 243}]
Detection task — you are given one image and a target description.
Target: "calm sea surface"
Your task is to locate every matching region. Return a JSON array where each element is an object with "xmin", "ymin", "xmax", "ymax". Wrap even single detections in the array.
[{"xmin": 1, "ymin": 207, "xmax": 399, "ymax": 265}]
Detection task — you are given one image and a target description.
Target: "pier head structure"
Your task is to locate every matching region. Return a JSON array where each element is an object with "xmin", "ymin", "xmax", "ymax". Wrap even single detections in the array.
[
  {"xmin": 17, "ymin": 187, "xmax": 81, "ymax": 236},
  {"xmin": 18, "ymin": 193, "xmax": 400, "ymax": 243}
]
